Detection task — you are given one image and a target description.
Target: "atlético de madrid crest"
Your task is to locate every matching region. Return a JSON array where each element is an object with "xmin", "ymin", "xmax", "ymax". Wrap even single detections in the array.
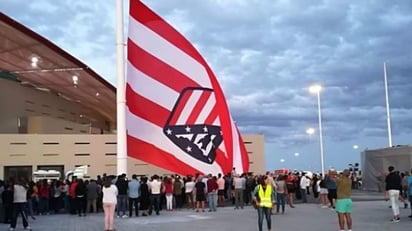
[{"xmin": 164, "ymin": 87, "xmax": 223, "ymax": 164}]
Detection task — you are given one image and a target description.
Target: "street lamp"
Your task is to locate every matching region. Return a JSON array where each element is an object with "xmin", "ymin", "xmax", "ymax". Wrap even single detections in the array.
[
  {"xmin": 309, "ymin": 84, "xmax": 325, "ymax": 178},
  {"xmin": 306, "ymin": 127, "xmax": 315, "ymax": 135}
]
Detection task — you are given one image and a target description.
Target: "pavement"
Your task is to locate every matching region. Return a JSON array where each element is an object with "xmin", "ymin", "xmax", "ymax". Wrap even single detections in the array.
[{"xmin": 1, "ymin": 199, "xmax": 411, "ymax": 231}]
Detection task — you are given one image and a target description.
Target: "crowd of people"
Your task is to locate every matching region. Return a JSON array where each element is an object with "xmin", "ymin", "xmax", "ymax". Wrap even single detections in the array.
[{"xmin": 0, "ymin": 166, "xmax": 410, "ymax": 231}]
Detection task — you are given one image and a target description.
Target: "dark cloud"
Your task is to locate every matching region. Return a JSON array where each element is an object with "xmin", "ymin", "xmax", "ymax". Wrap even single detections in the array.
[{"xmin": 3, "ymin": 0, "xmax": 412, "ymax": 169}]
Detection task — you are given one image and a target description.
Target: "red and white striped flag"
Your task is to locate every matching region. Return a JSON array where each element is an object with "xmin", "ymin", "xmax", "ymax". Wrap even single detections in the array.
[{"xmin": 126, "ymin": 0, "xmax": 249, "ymax": 175}]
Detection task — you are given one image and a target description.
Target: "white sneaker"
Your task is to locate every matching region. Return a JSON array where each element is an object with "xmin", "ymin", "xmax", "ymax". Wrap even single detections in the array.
[
  {"xmin": 9, "ymin": 228, "xmax": 15, "ymax": 231},
  {"xmin": 122, "ymin": 214, "xmax": 129, "ymax": 218},
  {"xmin": 24, "ymin": 226, "xmax": 32, "ymax": 230}
]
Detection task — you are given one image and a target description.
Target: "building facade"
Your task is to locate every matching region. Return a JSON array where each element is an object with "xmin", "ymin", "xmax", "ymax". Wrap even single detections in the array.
[{"xmin": 0, "ymin": 13, "xmax": 265, "ymax": 181}]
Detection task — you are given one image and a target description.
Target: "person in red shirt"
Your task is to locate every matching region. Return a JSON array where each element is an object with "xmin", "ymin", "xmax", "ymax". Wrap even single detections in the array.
[
  {"xmin": 286, "ymin": 173, "xmax": 296, "ymax": 208},
  {"xmin": 69, "ymin": 177, "xmax": 78, "ymax": 214},
  {"xmin": 207, "ymin": 175, "xmax": 219, "ymax": 212},
  {"xmin": 164, "ymin": 176, "xmax": 174, "ymax": 211},
  {"xmin": 38, "ymin": 179, "xmax": 50, "ymax": 215}
]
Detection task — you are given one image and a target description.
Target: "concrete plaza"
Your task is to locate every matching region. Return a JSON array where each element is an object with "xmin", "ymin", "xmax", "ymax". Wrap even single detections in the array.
[{"xmin": 1, "ymin": 200, "xmax": 411, "ymax": 231}]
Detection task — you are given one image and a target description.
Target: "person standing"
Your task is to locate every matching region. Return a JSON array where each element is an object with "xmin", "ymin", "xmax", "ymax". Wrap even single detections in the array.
[
  {"xmin": 164, "ymin": 176, "xmax": 174, "ymax": 211},
  {"xmin": 299, "ymin": 173, "xmax": 308, "ymax": 203},
  {"xmin": 194, "ymin": 176, "xmax": 206, "ymax": 212},
  {"xmin": 115, "ymin": 174, "xmax": 128, "ymax": 218},
  {"xmin": 10, "ymin": 179, "xmax": 31, "ymax": 230},
  {"xmin": 184, "ymin": 177, "xmax": 195, "ymax": 209},
  {"xmin": 333, "ymin": 169, "xmax": 353, "ymax": 231},
  {"xmin": 173, "ymin": 176, "xmax": 183, "ymax": 210},
  {"xmin": 275, "ymin": 175, "xmax": 287, "ymax": 214},
  {"xmin": 149, "ymin": 175, "xmax": 162, "ymax": 215},
  {"xmin": 216, "ymin": 174, "xmax": 225, "ymax": 207},
  {"xmin": 207, "ymin": 175, "xmax": 218, "ymax": 212},
  {"xmin": 233, "ymin": 174, "xmax": 244, "ymax": 209},
  {"xmin": 87, "ymin": 180, "xmax": 99, "ymax": 213},
  {"xmin": 385, "ymin": 166, "xmax": 402, "ymax": 222},
  {"xmin": 102, "ymin": 178, "xmax": 118, "ymax": 231},
  {"xmin": 128, "ymin": 174, "xmax": 140, "ymax": 217},
  {"xmin": 253, "ymin": 175, "xmax": 273, "ymax": 231},
  {"xmin": 75, "ymin": 179, "xmax": 87, "ymax": 217}
]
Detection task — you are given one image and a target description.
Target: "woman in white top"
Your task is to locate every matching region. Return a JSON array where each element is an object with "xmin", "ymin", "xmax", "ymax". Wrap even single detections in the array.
[{"xmin": 102, "ymin": 178, "xmax": 118, "ymax": 231}]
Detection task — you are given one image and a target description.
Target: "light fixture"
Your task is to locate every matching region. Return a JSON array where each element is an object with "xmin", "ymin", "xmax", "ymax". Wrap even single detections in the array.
[
  {"xmin": 353, "ymin": 145, "xmax": 359, "ymax": 150},
  {"xmin": 31, "ymin": 57, "xmax": 39, "ymax": 63},
  {"xmin": 72, "ymin": 75, "xmax": 79, "ymax": 86},
  {"xmin": 309, "ymin": 84, "xmax": 322, "ymax": 94},
  {"xmin": 306, "ymin": 127, "xmax": 315, "ymax": 135},
  {"xmin": 30, "ymin": 56, "xmax": 39, "ymax": 68},
  {"xmin": 95, "ymin": 92, "xmax": 100, "ymax": 96}
]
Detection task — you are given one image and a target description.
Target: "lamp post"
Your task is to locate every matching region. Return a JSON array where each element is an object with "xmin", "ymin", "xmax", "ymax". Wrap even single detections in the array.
[{"xmin": 309, "ymin": 84, "xmax": 325, "ymax": 178}]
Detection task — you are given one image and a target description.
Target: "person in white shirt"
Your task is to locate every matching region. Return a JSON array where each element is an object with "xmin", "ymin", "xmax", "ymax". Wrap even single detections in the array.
[
  {"xmin": 148, "ymin": 175, "xmax": 162, "ymax": 215},
  {"xmin": 102, "ymin": 178, "xmax": 118, "ymax": 231},
  {"xmin": 233, "ymin": 175, "xmax": 244, "ymax": 209},
  {"xmin": 185, "ymin": 177, "xmax": 195, "ymax": 209},
  {"xmin": 10, "ymin": 179, "xmax": 31, "ymax": 231},
  {"xmin": 300, "ymin": 173, "xmax": 308, "ymax": 203}
]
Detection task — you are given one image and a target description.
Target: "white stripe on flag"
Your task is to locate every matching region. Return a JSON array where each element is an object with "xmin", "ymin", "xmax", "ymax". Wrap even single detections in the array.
[
  {"xmin": 196, "ymin": 92, "xmax": 216, "ymax": 123},
  {"xmin": 128, "ymin": 16, "xmax": 212, "ymax": 88},
  {"xmin": 231, "ymin": 119, "xmax": 243, "ymax": 173},
  {"xmin": 127, "ymin": 61, "xmax": 178, "ymax": 110},
  {"xmin": 176, "ymin": 90, "xmax": 203, "ymax": 125},
  {"xmin": 126, "ymin": 107, "xmax": 223, "ymax": 175}
]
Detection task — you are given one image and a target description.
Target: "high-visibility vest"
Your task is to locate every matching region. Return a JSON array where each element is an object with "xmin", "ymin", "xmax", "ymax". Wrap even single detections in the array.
[{"xmin": 258, "ymin": 185, "xmax": 272, "ymax": 208}]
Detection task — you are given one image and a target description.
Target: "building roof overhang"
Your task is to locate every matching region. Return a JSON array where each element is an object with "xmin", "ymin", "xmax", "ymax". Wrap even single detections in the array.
[{"xmin": 0, "ymin": 12, "xmax": 116, "ymax": 124}]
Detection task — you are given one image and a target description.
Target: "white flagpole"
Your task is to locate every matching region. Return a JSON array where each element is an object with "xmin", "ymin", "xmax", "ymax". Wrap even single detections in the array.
[
  {"xmin": 383, "ymin": 62, "xmax": 393, "ymax": 147},
  {"xmin": 116, "ymin": 0, "xmax": 127, "ymax": 175}
]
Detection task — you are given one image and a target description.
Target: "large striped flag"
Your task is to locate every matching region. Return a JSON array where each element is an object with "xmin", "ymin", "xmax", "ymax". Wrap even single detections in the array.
[{"xmin": 126, "ymin": 0, "xmax": 249, "ymax": 175}]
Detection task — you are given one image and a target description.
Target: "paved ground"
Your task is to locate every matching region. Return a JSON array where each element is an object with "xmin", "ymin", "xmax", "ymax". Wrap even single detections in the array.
[{"xmin": 1, "ymin": 200, "xmax": 411, "ymax": 231}]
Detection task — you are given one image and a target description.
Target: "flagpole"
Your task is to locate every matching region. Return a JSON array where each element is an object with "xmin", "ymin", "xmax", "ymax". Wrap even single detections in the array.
[
  {"xmin": 116, "ymin": 0, "xmax": 127, "ymax": 175},
  {"xmin": 383, "ymin": 62, "xmax": 393, "ymax": 147}
]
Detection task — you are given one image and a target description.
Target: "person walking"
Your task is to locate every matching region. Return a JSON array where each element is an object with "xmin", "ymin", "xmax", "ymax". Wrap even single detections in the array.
[
  {"xmin": 102, "ymin": 178, "xmax": 118, "ymax": 231},
  {"xmin": 10, "ymin": 179, "xmax": 32, "ymax": 230},
  {"xmin": 253, "ymin": 175, "xmax": 273, "ymax": 231},
  {"xmin": 333, "ymin": 169, "xmax": 353, "ymax": 231},
  {"xmin": 385, "ymin": 166, "xmax": 402, "ymax": 222}
]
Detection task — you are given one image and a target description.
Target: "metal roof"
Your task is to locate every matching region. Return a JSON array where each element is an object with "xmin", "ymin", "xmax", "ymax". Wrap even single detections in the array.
[{"xmin": 0, "ymin": 12, "xmax": 116, "ymax": 124}]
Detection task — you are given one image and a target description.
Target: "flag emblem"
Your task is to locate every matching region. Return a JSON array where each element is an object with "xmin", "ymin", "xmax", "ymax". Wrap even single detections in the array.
[{"xmin": 164, "ymin": 87, "xmax": 223, "ymax": 164}]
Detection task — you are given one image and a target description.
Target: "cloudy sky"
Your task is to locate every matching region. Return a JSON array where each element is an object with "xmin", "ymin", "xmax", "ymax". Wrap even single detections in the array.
[{"xmin": 3, "ymin": 0, "xmax": 412, "ymax": 172}]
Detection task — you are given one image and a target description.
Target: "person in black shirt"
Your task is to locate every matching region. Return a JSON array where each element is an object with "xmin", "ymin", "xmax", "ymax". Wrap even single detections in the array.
[
  {"xmin": 194, "ymin": 176, "xmax": 206, "ymax": 212},
  {"xmin": 385, "ymin": 166, "xmax": 402, "ymax": 222}
]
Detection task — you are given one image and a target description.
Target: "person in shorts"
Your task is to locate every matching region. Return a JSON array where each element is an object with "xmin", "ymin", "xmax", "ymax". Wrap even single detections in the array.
[
  {"xmin": 194, "ymin": 176, "xmax": 206, "ymax": 212},
  {"xmin": 332, "ymin": 169, "xmax": 353, "ymax": 231}
]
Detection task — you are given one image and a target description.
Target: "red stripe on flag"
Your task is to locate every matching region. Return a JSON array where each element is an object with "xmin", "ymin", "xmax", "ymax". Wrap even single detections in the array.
[
  {"xmin": 126, "ymin": 84, "xmax": 169, "ymax": 127},
  {"xmin": 185, "ymin": 90, "xmax": 212, "ymax": 125},
  {"xmin": 204, "ymin": 106, "xmax": 219, "ymax": 124},
  {"xmin": 168, "ymin": 89, "xmax": 193, "ymax": 125},
  {"xmin": 127, "ymin": 39, "xmax": 200, "ymax": 92},
  {"xmin": 215, "ymin": 149, "xmax": 230, "ymax": 175},
  {"xmin": 127, "ymin": 135, "xmax": 201, "ymax": 175},
  {"xmin": 130, "ymin": 1, "xmax": 205, "ymax": 66},
  {"xmin": 237, "ymin": 130, "xmax": 250, "ymax": 173}
]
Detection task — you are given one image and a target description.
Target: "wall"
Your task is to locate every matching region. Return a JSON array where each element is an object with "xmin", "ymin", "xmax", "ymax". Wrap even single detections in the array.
[
  {"xmin": 0, "ymin": 134, "xmax": 265, "ymax": 180},
  {"xmin": 0, "ymin": 78, "xmax": 109, "ymax": 133}
]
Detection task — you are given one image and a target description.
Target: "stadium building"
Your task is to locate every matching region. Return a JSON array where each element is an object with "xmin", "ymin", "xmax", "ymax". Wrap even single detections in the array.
[{"xmin": 0, "ymin": 13, "xmax": 265, "ymax": 180}]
